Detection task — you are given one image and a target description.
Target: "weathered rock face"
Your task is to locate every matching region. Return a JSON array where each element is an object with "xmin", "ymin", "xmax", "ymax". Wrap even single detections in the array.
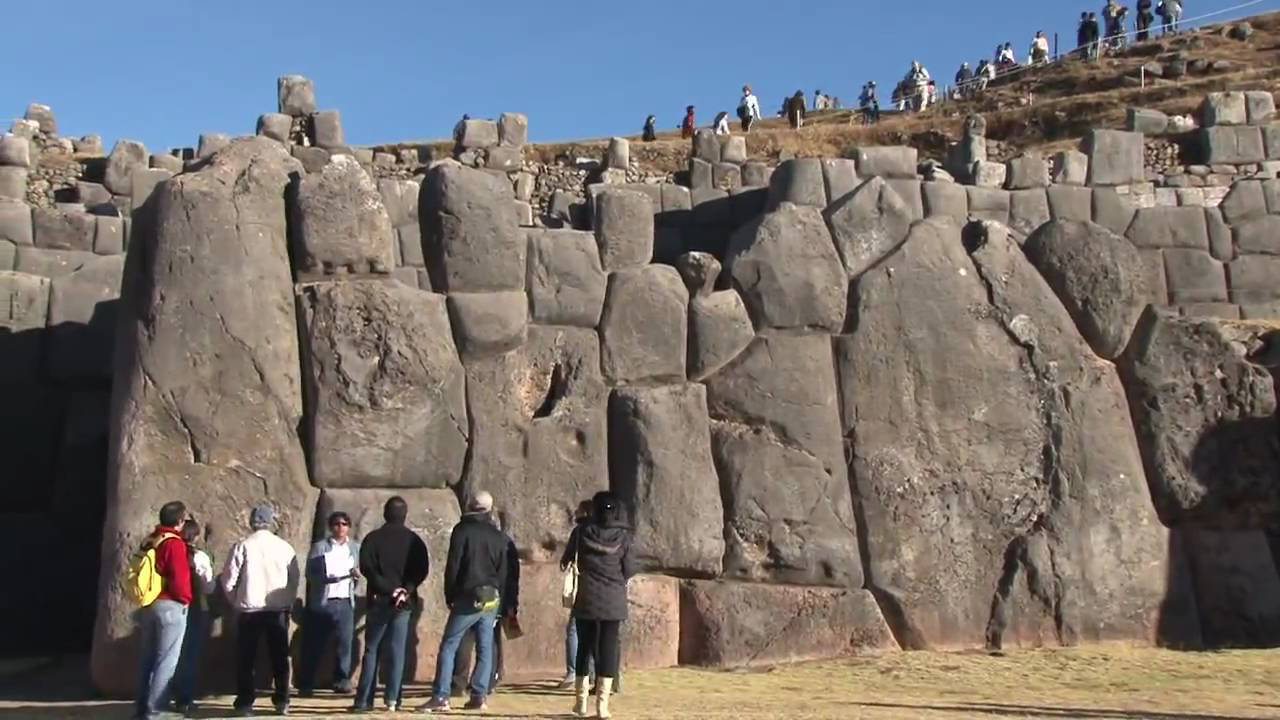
[
  {"xmin": 608, "ymin": 384, "xmax": 725, "ymax": 577},
  {"xmin": 1023, "ymin": 220, "xmax": 1149, "ymax": 360},
  {"xmin": 678, "ymin": 581, "xmax": 896, "ymax": 667},
  {"xmin": 47, "ymin": 254, "xmax": 124, "ymax": 381},
  {"xmin": 420, "ymin": 162, "xmax": 523, "ymax": 292},
  {"xmin": 599, "ymin": 265, "xmax": 688, "ymax": 384},
  {"xmin": 705, "ymin": 334, "xmax": 859, "ymax": 587},
  {"xmin": 840, "ymin": 218, "xmax": 1171, "ymax": 650},
  {"xmin": 1118, "ymin": 308, "xmax": 1280, "ymax": 528},
  {"xmin": 725, "ymin": 203, "xmax": 846, "ymax": 333},
  {"xmin": 823, "ymin": 177, "xmax": 912, "ymax": 279},
  {"xmin": 687, "ymin": 289, "xmax": 753, "ymax": 381},
  {"xmin": 299, "ymin": 279, "xmax": 468, "ymax": 489},
  {"xmin": 92, "ymin": 138, "xmax": 318, "ymax": 696},
  {"xmin": 290, "ymin": 155, "xmax": 395, "ymax": 276},
  {"xmin": 462, "ymin": 326, "xmax": 607, "ymax": 562},
  {"xmin": 525, "ymin": 229, "xmax": 606, "ymax": 327}
]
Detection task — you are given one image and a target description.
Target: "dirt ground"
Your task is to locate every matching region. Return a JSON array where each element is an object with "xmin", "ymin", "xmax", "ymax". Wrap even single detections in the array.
[{"xmin": 2, "ymin": 645, "xmax": 1279, "ymax": 719}]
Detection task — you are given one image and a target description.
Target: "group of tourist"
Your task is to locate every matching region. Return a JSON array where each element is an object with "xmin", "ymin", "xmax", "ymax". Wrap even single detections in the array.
[
  {"xmin": 131, "ymin": 490, "xmax": 636, "ymax": 719},
  {"xmin": 1079, "ymin": 0, "xmax": 1185, "ymax": 56}
]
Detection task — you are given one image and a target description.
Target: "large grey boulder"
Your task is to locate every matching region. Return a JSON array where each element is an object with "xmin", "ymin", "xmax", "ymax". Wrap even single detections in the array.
[
  {"xmin": 1127, "ymin": 108, "xmax": 1170, "ymax": 135},
  {"xmin": 678, "ymin": 581, "xmax": 896, "ymax": 667},
  {"xmin": 446, "ymin": 291, "xmax": 528, "ymax": 358},
  {"xmin": 300, "ymin": 279, "xmax": 468, "ymax": 489},
  {"xmin": 823, "ymin": 177, "xmax": 911, "ymax": 279},
  {"xmin": 498, "ymin": 112, "xmax": 528, "ymax": 147},
  {"xmin": 24, "ymin": 103, "xmax": 57, "ymax": 134},
  {"xmin": 1118, "ymin": 308, "xmax": 1280, "ymax": 528},
  {"xmin": 1179, "ymin": 529, "xmax": 1280, "ymax": 648},
  {"xmin": 705, "ymin": 334, "xmax": 857, "ymax": 587},
  {"xmin": 1246, "ymin": 91, "xmax": 1276, "ymax": 125},
  {"xmin": 461, "ymin": 326, "xmax": 607, "ymax": 562},
  {"xmin": 290, "ymin": 155, "xmax": 395, "ymax": 276},
  {"xmin": 765, "ymin": 158, "xmax": 825, "ymax": 210},
  {"xmin": 594, "ymin": 189, "xmax": 654, "ymax": 271},
  {"xmin": 1052, "ymin": 150, "xmax": 1089, "ymax": 186},
  {"xmin": 821, "ymin": 158, "xmax": 859, "ymax": 202},
  {"xmin": 278, "ymin": 75, "xmax": 317, "ymax": 116},
  {"xmin": 688, "ymin": 289, "xmax": 753, "ymax": 381},
  {"xmin": 46, "ymin": 254, "xmax": 125, "ymax": 381},
  {"xmin": 257, "ymin": 113, "xmax": 292, "ymax": 143},
  {"xmin": 1202, "ymin": 126, "xmax": 1265, "ymax": 164},
  {"xmin": 608, "ymin": 384, "xmax": 724, "ymax": 577},
  {"xmin": 853, "ymin": 146, "xmax": 918, "ymax": 179},
  {"xmin": 92, "ymin": 138, "xmax": 317, "ymax": 696},
  {"xmin": 693, "ymin": 128, "xmax": 720, "ymax": 162},
  {"xmin": 1047, "ymin": 185, "xmax": 1092, "ymax": 222},
  {"xmin": 1201, "ymin": 91, "xmax": 1247, "ymax": 126},
  {"xmin": 1085, "ymin": 129, "xmax": 1144, "ymax": 186},
  {"xmin": 599, "ymin": 265, "xmax": 688, "ymax": 384},
  {"xmin": 525, "ymin": 228, "xmax": 606, "ymax": 327},
  {"xmin": 725, "ymin": 203, "xmax": 846, "ymax": 333},
  {"xmin": 1008, "ymin": 188, "xmax": 1051, "ymax": 241},
  {"xmin": 1005, "ymin": 154, "xmax": 1050, "ymax": 189},
  {"xmin": 0, "ymin": 202, "xmax": 32, "ymax": 247},
  {"xmin": 1218, "ymin": 180, "xmax": 1267, "ymax": 225},
  {"xmin": 0, "ymin": 270, "xmax": 51, "ymax": 378},
  {"xmin": 922, "ymin": 180, "xmax": 968, "ymax": 222},
  {"xmin": 420, "ymin": 162, "xmax": 523, "ymax": 292},
  {"xmin": 1023, "ymin": 220, "xmax": 1149, "ymax": 359},
  {"xmin": 1126, "ymin": 206, "xmax": 1209, "ymax": 250},
  {"xmin": 0, "ymin": 135, "xmax": 31, "ymax": 168},
  {"xmin": 102, "ymin": 140, "xmax": 148, "ymax": 196},
  {"xmin": 32, "ymin": 207, "xmax": 95, "ymax": 251}
]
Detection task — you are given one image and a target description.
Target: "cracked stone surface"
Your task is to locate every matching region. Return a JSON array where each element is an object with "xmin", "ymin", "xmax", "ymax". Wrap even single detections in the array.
[
  {"xmin": 92, "ymin": 138, "xmax": 317, "ymax": 696},
  {"xmin": 300, "ymin": 279, "xmax": 468, "ymax": 489},
  {"xmin": 420, "ymin": 161, "xmax": 523, "ymax": 292},
  {"xmin": 289, "ymin": 154, "xmax": 396, "ymax": 276}
]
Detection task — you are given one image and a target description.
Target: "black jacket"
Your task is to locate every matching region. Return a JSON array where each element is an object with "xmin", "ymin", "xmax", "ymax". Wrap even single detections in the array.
[
  {"xmin": 561, "ymin": 521, "xmax": 635, "ymax": 622},
  {"xmin": 443, "ymin": 513, "xmax": 509, "ymax": 612},
  {"xmin": 359, "ymin": 522, "xmax": 429, "ymax": 607}
]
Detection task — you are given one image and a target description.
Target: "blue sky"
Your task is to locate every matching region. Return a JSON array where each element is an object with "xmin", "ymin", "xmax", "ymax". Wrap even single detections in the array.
[{"xmin": 1, "ymin": 0, "xmax": 1246, "ymax": 151}]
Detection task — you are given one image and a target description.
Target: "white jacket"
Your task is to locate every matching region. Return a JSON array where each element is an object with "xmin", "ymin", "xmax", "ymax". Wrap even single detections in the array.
[
  {"xmin": 220, "ymin": 530, "xmax": 300, "ymax": 612},
  {"xmin": 743, "ymin": 93, "xmax": 761, "ymax": 119}
]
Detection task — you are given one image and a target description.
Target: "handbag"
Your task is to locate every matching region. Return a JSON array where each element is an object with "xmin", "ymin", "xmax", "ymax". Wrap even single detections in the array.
[{"xmin": 561, "ymin": 533, "xmax": 579, "ymax": 609}]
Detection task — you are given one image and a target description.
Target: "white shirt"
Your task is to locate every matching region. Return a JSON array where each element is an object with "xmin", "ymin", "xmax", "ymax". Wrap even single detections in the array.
[
  {"xmin": 743, "ymin": 93, "xmax": 761, "ymax": 119},
  {"xmin": 714, "ymin": 115, "xmax": 730, "ymax": 135},
  {"xmin": 191, "ymin": 548, "xmax": 216, "ymax": 596},
  {"xmin": 220, "ymin": 529, "xmax": 300, "ymax": 612},
  {"xmin": 323, "ymin": 540, "xmax": 356, "ymax": 601}
]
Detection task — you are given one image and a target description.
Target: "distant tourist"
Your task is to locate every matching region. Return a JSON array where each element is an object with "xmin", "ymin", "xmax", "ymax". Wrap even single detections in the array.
[
  {"xmin": 452, "ymin": 114, "xmax": 470, "ymax": 146},
  {"xmin": 352, "ymin": 496, "xmax": 429, "ymax": 714},
  {"xmin": 997, "ymin": 43, "xmax": 1017, "ymax": 68},
  {"xmin": 421, "ymin": 491, "xmax": 510, "ymax": 713},
  {"xmin": 1104, "ymin": 0, "xmax": 1129, "ymax": 50},
  {"xmin": 1030, "ymin": 31, "xmax": 1050, "ymax": 63},
  {"xmin": 172, "ymin": 518, "xmax": 216, "ymax": 715},
  {"xmin": 739, "ymin": 85, "xmax": 761, "ymax": 132},
  {"xmin": 1137, "ymin": 0, "xmax": 1154, "ymax": 41},
  {"xmin": 858, "ymin": 82, "xmax": 879, "ymax": 125},
  {"xmin": 681, "ymin": 106, "xmax": 696, "ymax": 139},
  {"xmin": 1087, "ymin": 12, "xmax": 1103, "ymax": 58},
  {"xmin": 642, "ymin": 115, "xmax": 657, "ymax": 142},
  {"xmin": 133, "ymin": 500, "xmax": 191, "ymax": 720},
  {"xmin": 787, "ymin": 90, "xmax": 807, "ymax": 129},
  {"xmin": 713, "ymin": 111, "xmax": 731, "ymax": 135},
  {"xmin": 955, "ymin": 62, "xmax": 974, "ymax": 98},
  {"xmin": 1077, "ymin": 11, "xmax": 1091, "ymax": 51},
  {"xmin": 296, "ymin": 511, "xmax": 360, "ymax": 698},
  {"xmin": 221, "ymin": 503, "xmax": 299, "ymax": 717},
  {"xmin": 1159, "ymin": 0, "xmax": 1183, "ymax": 34},
  {"xmin": 561, "ymin": 491, "xmax": 635, "ymax": 719}
]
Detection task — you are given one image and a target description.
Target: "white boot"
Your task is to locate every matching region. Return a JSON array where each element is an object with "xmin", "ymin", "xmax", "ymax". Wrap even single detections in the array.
[
  {"xmin": 596, "ymin": 677, "xmax": 614, "ymax": 719},
  {"xmin": 572, "ymin": 676, "xmax": 590, "ymax": 717}
]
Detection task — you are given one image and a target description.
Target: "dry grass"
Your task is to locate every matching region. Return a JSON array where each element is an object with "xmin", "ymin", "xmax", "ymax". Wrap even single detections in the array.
[{"xmin": 5, "ymin": 645, "xmax": 1280, "ymax": 719}]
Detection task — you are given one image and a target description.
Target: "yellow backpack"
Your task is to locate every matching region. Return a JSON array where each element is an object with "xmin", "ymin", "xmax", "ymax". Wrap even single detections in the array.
[{"xmin": 129, "ymin": 532, "xmax": 181, "ymax": 607}]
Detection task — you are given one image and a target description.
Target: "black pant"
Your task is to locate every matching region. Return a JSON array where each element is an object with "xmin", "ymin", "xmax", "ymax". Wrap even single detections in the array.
[
  {"xmin": 574, "ymin": 619, "xmax": 621, "ymax": 678},
  {"xmin": 235, "ymin": 610, "xmax": 290, "ymax": 709},
  {"xmin": 451, "ymin": 621, "xmax": 504, "ymax": 695}
]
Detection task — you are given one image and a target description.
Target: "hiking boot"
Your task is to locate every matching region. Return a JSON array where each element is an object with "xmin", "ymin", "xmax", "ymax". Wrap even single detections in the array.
[
  {"xmin": 272, "ymin": 700, "xmax": 290, "ymax": 715},
  {"xmin": 384, "ymin": 700, "xmax": 402, "ymax": 713},
  {"xmin": 596, "ymin": 677, "xmax": 614, "ymax": 719},
  {"xmin": 420, "ymin": 697, "xmax": 450, "ymax": 713},
  {"xmin": 331, "ymin": 684, "xmax": 353, "ymax": 695},
  {"xmin": 557, "ymin": 672, "xmax": 576, "ymax": 690},
  {"xmin": 347, "ymin": 703, "xmax": 372, "ymax": 714},
  {"xmin": 572, "ymin": 676, "xmax": 590, "ymax": 717},
  {"xmin": 463, "ymin": 695, "xmax": 488, "ymax": 710}
]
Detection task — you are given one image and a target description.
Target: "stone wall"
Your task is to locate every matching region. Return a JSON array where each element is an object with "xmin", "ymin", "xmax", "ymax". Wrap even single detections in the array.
[{"xmin": 4, "ymin": 77, "xmax": 1280, "ymax": 686}]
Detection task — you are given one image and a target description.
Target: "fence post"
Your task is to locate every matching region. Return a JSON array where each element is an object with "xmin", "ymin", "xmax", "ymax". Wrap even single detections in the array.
[{"xmin": 1054, "ymin": 32, "xmax": 1059, "ymax": 60}]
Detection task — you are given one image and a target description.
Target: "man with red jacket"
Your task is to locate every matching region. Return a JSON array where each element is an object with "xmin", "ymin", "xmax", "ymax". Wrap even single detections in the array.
[{"xmin": 134, "ymin": 500, "xmax": 192, "ymax": 720}]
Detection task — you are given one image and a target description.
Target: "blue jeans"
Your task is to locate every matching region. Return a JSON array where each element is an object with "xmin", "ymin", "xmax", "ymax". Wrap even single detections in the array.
[
  {"xmin": 355, "ymin": 603, "xmax": 411, "ymax": 708},
  {"xmin": 297, "ymin": 601, "xmax": 355, "ymax": 691},
  {"xmin": 172, "ymin": 605, "xmax": 209, "ymax": 706},
  {"xmin": 431, "ymin": 608, "xmax": 498, "ymax": 701},
  {"xmin": 565, "ymin": 614, "xmax": 594, "ymax": 677},
  {"xmin": 134, "ymin": 599, "xmax": 188, "ymax": 720}
]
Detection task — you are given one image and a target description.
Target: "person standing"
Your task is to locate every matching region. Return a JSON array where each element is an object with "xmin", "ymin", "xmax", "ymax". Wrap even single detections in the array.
[
  {"xmin": 296, "ymin": 511, "xmax": 360, "ymax": 697},
  {"xmin": 421, "ymin": 491, "xmax": 510, "ymax": 713},
  {"xmin": 1088, "ymin": 12, "xmax": 1103, "ymax": 59},
  {"xmin": 1137, "ymin": 0, "xmax": 1154, "ymax": 41},
  {"xmin": 450, "ymin": 508, "xmax": 521, "ymax": 697},
  {"xmin": 642, "ymin": 115, "xmax": 657, "ymax": 142},
  {"xmin": 133, "ymin": 500, "xmax": 191, "ymax": 720},
  {"xmin": 172, "ymin": 518, "xmax": 215, "ymax": 715},
  {"xmin": 739, "ymin": 85, "xmax": 761, "ymax": 132},
  {"xmin": 221, "ymin": 504, "xmax": 299, "ymax": 717},
  {"xmin": 352, "ymin": 496, "xmax": 429, "ymax": 714},
  {"xmin": 559, "ymin": 500, "xmax": 594, "ymax": 689},
  {"xmin": 787, "ymin": 90, "xmax": 806, "ymax": 129},
  {"xmin": 1030, "ymin": 31, "xmax": 1050, "ymax": 64},
  {"xmin": 562, "ymin": 491, "xmax": 635, "ymax": 719},
  {"xmin": 680, "ymin": 106, "xmax": 696, "ymax": 138}
]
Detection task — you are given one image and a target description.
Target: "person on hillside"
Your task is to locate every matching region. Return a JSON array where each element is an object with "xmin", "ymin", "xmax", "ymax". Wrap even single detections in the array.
[
  {"xmin": 1030, "ymin": 31, "xmax": 1050, "ymax": 64},
  {"xmin": 998, "ymin": 42, "xmax": 1017, "ymax": 68},
  {"xmin": 172, "ymin": 518, "xmax": 216, "ymax": 716},
  {"xmin": 975, "ymin": 60, "xmax": 995, "ymax": 93},
  {"xmin": 713, "ymin": 111, "xmax": 731, "ymax": 135},
  {"xmin": 680, "ymin": 106, "xmax": 696, "ymax": 138},
  {"xmin": 739, "ymin": 85, "xmax": 761, "ymax": 132},
  {"xmin": 133, "ymin": 500, "xmax": 191, "ymax": 720},
  {"xmin": 452, "ymin": 114, "xmax": 470, "ymax": 147},
  {"xmin": 296, "ymin": 511, "xmax": 360, "ymax": 697},
  {"xmin": 787, "ymin": 90, "xmax": 806, "ymax": 129},
  {"xmin": 858, "ymin": 82, "xmax": 879, "ymax": 125},
  {"xmin": 421, "ymin": 491, "xmax": 510, "ymax": 713},
  {"xmin": 1136, "ymin": 0, "xmax": 1154, "ymax": 41},
  {"xmin": 1087, "ymin": 12, "xmax": 1103, "ymax": 58},
  {"xmin": 561, "ymin": 491, "xmax": 636, "ymax": 719},
  {"xmin": 1104, "ymin": 0, "xmax": 1129, "ymax": 51},
  {"xmin": 221, "ymin": 503, "xmax": 299, "ymax": 717},
  {"xmin": 1160, "ymin": 0, "xmax": 1183, "ymax": 34},
  {"xmin": 907, "ymin": 62, "xmax": 931, "ymax": 111},
  {"xmin": 955, "ymin": 62, "xmax": 974, "ymax": 99},
  {"xmin": 1077, "ymin": 11, "xmax": 1091, "ymax": 53},
  {"xmin": 642, "ymin": 115, "xmax": 657, "ymax": 142},
  {"xmin": 352, "ymin": 496, "xmax": 429, "ymax": 714}
]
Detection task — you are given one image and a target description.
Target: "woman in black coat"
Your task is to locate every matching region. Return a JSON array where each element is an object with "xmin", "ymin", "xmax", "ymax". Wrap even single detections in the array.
[{"xmin": 560, "ymin": 491, "xmax": 634, "ymax": 718}]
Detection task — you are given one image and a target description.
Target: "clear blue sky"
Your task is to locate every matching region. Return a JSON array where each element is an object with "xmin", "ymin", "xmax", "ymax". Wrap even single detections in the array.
[{"xmin": 2, "ymin": 0, "xmax": 1251, "ymax": 151}]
